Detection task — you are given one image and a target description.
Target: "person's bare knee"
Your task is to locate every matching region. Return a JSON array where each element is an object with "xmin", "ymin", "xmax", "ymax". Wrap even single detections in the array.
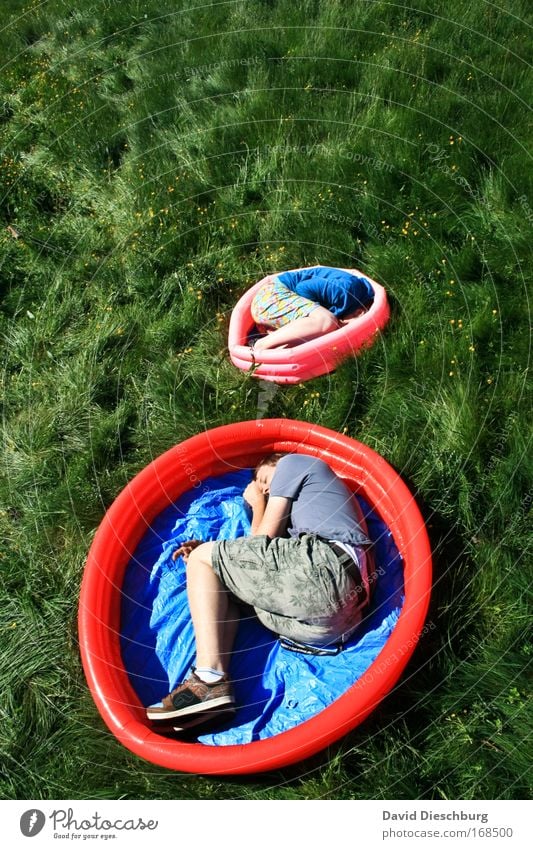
[
  {"xmin": 309, "ymin": 307, "xmax": 339, "ymax": 334},
  {"xmin": 186, "ymin": 541, "xmax": 216, "ymax": 570},
  {"xmin": 186, "ymin": 543, "xmax": 218, "ymax": 589}
]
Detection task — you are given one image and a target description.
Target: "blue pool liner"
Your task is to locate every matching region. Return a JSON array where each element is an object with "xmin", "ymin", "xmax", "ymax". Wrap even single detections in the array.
[{"xmin": 120, "ymin": 469, "xmax": 404, "ymax": 745}]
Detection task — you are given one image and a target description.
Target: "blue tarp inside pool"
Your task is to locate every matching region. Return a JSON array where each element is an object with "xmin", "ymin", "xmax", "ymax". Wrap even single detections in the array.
[{"xmin": 120, "ymin": 470, "xmax": 404, "ymax": 745}]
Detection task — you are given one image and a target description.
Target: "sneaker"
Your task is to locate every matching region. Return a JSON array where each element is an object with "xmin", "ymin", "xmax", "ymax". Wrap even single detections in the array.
[
  {"xmin": 154, "ymin": 706, "xmax": 237, "ymax": 736},
  {"xmin": 146, "ymin": 670, "xmax": 235, "ymax": 721}
]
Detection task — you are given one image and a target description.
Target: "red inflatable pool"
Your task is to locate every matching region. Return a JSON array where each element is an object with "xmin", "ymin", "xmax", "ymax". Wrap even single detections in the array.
[
  {"xmin": 79, "ymin": 419, "xmax": 431, "ymax": 775},
  {"xmin": 228, "ymin": 268, "xmax": 390, "ymax": 384}
]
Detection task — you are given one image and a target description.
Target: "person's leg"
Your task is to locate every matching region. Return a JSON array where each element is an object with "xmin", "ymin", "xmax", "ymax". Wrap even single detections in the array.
[
  {"xmin": 146, "ymin": 542, "xmax": 238, "ymax": 721},
  {"xmin": 185, "ymin": 542, "xmax": 240, "ymax": 673},
  {"xmin": 213, "ymin": 534, "xmax": 366, "ymax": 647},
  {"xmin": 253, "ymin": 306, "xmax": 339, "ymax": 352}
]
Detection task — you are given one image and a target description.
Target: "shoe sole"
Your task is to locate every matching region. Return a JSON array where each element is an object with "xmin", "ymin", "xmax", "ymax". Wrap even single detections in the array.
[
  {"xmin": 146, "ymin": 694, "xmax": 235, "ymax": 722},
  {"xmin": 172, "ymin": 707, "xmax": 236, "ymax": 732}
]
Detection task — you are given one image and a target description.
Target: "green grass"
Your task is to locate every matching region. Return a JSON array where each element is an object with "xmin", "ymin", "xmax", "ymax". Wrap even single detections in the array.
[{"xmin": 1, "ymin": 0, "xmax": 531, "ymax": 800}]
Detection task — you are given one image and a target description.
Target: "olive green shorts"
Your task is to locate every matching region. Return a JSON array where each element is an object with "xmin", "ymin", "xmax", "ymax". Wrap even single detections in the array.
[{"xmin": 211, "ymin": 533, "xmax": 367, "ymax": 646}]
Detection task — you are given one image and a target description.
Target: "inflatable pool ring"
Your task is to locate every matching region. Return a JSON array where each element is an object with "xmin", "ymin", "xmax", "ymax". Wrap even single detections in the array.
[
  {"xmin": 228, "ymin": 268, "xmax": 390, "ymax": 384},
  {"xmin": 79, "ymin": 419, "xmax": 431, "ymax": 775}
]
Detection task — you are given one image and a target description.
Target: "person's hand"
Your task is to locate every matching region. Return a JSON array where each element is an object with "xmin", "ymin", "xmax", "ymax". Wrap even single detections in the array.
[
  {"xmin": 172, "ymin": 539, "xmax": 202, "ymax": 562},
  {"xmin": 243, "ymin": 480, "xmax": 266, "ymax": 508}
]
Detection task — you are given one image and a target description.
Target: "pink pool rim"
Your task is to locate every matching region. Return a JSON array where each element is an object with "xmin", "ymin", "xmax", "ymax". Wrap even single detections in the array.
[{"xmin": 228, "ymin": 268, "xmax": 390, "ymax": 384}]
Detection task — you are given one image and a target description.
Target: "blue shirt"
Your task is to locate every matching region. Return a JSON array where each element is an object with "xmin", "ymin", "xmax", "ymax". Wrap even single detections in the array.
[
  {"xmin": 276, "ymin": 266, "xmax": 374, "ymax": 317},
  {"xmin": 269, "ymin": 454, "xmax": 370, "ymax": 545}
]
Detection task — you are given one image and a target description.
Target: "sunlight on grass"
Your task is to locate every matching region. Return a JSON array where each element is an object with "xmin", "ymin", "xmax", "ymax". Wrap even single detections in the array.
[{"xmin": 0, "ymin": 0, "xmax": 530, "ymax": 800}]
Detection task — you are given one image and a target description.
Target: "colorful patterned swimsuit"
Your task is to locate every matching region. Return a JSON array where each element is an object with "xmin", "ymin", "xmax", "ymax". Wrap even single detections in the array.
[{"xmin": 251, "ymin": 277, "xmax": 320, "ymax": 328}]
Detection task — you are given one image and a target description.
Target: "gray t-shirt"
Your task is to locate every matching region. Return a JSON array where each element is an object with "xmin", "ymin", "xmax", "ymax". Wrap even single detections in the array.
[{"xmin": 269, "ymin": 454, "xmax": 370, "ymax": 545}]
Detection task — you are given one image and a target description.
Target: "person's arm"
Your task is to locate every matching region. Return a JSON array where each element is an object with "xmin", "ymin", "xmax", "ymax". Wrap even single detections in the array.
[
  {"xmin": 243, "ymin": 481, "xmax": 291, "ymax": 537},
  {"xmin": 254, "ymin": 495, "xmax": 291, "ymax": 538},
  {"xmin": 243, "ymin": 480, "xmax": 267, "ymax": 532}
]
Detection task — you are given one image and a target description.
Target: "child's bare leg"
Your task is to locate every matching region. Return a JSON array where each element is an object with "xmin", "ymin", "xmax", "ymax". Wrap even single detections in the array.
[{"xmin": 253, "ymin": 307, "xmax": 339, "ymax": 352}]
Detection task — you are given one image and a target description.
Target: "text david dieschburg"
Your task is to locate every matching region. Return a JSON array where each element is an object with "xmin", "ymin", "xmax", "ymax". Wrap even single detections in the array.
[{"xmin": 383, "ymin": 810, "xmax": 488, "ymax": 824}]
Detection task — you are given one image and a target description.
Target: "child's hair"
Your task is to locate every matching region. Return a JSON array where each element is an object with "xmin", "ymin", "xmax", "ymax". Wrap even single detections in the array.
[{"xmin": 253, "ymin": 452, "xmax": 285, "ymax": 479}]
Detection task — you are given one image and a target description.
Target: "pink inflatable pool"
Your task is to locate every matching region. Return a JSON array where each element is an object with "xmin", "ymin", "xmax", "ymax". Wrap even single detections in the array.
[{"xmin": 228, "ymin": 267, "xmax": 390, "ymax": 384}]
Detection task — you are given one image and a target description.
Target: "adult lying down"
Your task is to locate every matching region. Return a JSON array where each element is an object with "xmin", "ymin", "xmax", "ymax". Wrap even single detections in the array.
[{"xmin": 146, "ymin": 452, "xmax": 372, "ymax": 725}]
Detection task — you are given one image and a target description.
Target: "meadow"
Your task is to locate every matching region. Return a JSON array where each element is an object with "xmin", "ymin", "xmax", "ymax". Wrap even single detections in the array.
[{"xmin": 0, "ymin": 0, "xmax": 531, "ymax": 800}]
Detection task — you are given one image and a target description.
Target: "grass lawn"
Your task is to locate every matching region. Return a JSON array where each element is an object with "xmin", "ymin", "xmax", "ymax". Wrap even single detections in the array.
[{"xmin": 0, "ymin": 0, "xmax": 531, "ymax": 800}]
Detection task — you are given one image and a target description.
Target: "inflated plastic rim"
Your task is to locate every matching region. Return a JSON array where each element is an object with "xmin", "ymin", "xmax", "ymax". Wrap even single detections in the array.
[
  {"xmin": 79, "ymin": 419, "xmax": 432, "ymax": 775},
  {"xmin": 228, "ymin": 270, "xmax": 390, "ymax": 384}
]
